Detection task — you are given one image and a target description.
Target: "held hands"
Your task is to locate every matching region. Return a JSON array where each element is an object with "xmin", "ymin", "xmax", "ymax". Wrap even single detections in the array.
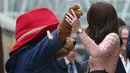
[{"xmin": 65, "ymin": 9, "xmax": 81, "ymax": 31}]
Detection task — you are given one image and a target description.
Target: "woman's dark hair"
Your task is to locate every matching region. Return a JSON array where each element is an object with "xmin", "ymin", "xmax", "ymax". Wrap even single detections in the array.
[{"xmin": 86, "ymin": 2, "xmax": 119, "ymax": 44}]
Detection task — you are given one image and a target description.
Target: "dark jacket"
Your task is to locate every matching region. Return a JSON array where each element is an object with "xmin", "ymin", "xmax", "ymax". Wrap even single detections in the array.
[
  {"xmin": 115, "ymin": 57, "xmax": 126, "ymax": 73},
  {"xmin": 127, "ymin": 31, "xmax": 130, "ymax": 60},
  {"xmin": 57, "ymin": 58, "xmax": 88, "ymax": 73},
  {"xmin": 84, "ymin": 53, "xmax": 126, "ymax": 73},
  {"xmin": 6, "ymin": 30, "xmax": 67, "ymax": 73}
]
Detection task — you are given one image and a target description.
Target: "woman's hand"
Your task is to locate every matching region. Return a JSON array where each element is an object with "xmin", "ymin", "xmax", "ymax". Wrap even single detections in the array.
[{"xmin": 65, "ymin": 9, "xmax": 81, "ymax": 30}]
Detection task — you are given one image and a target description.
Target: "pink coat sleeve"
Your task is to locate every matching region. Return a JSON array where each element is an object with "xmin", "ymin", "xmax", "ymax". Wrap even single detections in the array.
[{"xmin": 80, "ymin": 32, "xmax": 120, "ymax": 58}]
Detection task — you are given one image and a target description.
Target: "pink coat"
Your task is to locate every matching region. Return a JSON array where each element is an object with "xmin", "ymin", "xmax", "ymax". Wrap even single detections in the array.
[{"xmin": 79, "ymin": 32, "xmax": 120, "ymax": 73}]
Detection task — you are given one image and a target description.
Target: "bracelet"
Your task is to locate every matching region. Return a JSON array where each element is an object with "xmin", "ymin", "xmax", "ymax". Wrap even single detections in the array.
[{"xmin": 76, "ymin": 28, "xmax": 83, "ymax": 34}]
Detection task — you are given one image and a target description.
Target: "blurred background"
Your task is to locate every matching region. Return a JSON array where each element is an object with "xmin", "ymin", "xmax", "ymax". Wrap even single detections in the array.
[{"xmin": 0, "ymin": 0, "xmax": 130, "ymax": 73}]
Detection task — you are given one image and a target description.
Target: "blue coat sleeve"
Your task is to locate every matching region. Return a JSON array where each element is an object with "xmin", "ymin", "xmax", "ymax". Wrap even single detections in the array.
[
  {"xmin": 126, "ymin": 30, "xmax": 130, "ymax": 60},
  {"xmin": 25, "ymin": 30, "xmax": 64, "ymax": 67},
  {"xmin": 83, "ymin": 53, "xmax": 90, "ymax": 61}
]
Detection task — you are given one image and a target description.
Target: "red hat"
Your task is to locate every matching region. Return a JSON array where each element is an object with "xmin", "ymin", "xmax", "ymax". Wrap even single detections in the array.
[{"xmin": 9, "ymin": 8, "xmax": 59, "ymax": 56}]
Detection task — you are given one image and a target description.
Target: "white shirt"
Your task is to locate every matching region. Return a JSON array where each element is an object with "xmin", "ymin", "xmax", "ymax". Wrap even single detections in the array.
[
  {"xmin": 120, "ymin": 54, "xmax": 130, "ymax": 73},
  {"xmin": 64, "ymin": 57, "xmax": 78, "ymax": 73}
]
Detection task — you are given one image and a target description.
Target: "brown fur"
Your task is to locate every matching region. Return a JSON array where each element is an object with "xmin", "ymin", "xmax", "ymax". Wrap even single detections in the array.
[
  {"xmin": 56, "ymin": 37, "xmax": 75, "ymax": 58},
  {"xmin": 56, "ymin": 5, "xmax": 83, "ymax": 58},
  {"xmin": 57, "ymin": 4, "xmax": 83, "ymax": 44}
]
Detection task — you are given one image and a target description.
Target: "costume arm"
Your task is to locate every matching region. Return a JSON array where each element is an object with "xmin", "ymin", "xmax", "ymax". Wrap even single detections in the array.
[
  {"xmin": 78, "ymin": 30, "xmax": 120, "ymax": 58},
  {"xmin": 25, "ymin": 30, "xmax": 64, "ymax": 67},
  {"xmin": 83, "ymin": 53, "xmax": 90, "ymax": 61}
]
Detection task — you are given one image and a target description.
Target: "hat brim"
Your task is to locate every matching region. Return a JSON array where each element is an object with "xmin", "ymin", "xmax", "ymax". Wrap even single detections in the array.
[{"xmin": 9, "ymin": 24, "xmax": 58, "ymax": 56}]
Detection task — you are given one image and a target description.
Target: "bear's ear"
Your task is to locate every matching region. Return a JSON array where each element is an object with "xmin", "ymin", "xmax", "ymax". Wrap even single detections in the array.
[
  {"xmin": 68, "ymin": 4, "xmax": 79, "ymax": 13},
  {"xmin": 75, "ymin": 10, "xmax": 83, "ymax": 18},
  {"xmin": 73, "ymin": 4, "xmax": 80, "ymax": 9},
  {"xmin": 69, "ymin": 5, "xmax": 83, "ymax": 18},
  {"xmin": 68, "ymin": 4, "xmax": 80, "ymax": 13},
  {"xmin": 68, "ymin": 4, "xmax": 83, "ymax": 18}
]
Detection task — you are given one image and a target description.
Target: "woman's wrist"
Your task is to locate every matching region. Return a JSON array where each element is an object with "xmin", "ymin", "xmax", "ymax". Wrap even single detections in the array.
[{"xmin": 76, "ymin": 27, "xmax": 84, "ymax": 34}]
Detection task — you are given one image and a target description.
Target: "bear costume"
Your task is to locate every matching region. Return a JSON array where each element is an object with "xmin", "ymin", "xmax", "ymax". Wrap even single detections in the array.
[{"xmin": 5, "ymin": 5, "xmax": 83, "ymax": 73}]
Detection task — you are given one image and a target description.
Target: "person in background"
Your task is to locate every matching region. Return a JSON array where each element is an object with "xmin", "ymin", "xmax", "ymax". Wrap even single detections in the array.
[
  {"xmin": 58, "ymin": 49, "xmax": 88, "ymax": 73},
  {"xmin": 116, "ymin": 25, "xmax": 130, "ymax": 73},
  {"xmin": 66, "ymin": 2, "xmax": 120, "ymax": 73},
  {"xmin": 119, "ymin": 25, "xmax": 130, "ymax": 73}
]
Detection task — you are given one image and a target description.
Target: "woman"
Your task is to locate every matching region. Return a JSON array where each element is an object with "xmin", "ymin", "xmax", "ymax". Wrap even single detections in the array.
[{"xmin": 66, "ymin": 2, "xmax": 120, "ymax": 73}]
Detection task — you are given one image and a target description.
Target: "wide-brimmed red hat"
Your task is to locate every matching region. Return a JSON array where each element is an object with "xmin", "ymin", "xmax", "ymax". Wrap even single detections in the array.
[{"xmin": 9, "ymin": 8, "xmax": 59, "ymax": 56}]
